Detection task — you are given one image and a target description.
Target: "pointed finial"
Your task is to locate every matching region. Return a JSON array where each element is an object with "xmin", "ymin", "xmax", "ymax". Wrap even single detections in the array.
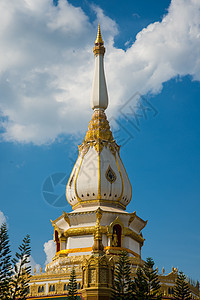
[
  {"xmin": 93, "ymin": 24, "xmax": 105, "ymax": 56},
  {"xmin": 95, "ymin": 24, "xmax": 104, "ymax": 45}
]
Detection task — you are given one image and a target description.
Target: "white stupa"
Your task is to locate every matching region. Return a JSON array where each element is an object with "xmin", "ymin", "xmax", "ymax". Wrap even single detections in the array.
[{"xmin": 48, "ymin": 25, "xmax": 147, "ymax": 270}]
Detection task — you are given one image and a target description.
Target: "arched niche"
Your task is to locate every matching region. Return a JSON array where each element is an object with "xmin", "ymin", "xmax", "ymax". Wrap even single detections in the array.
[
  {"xmin": 108, "ymin": 217, "xmax": 125, "ymax": 247},
  {"xmin": 55, "ymin": 230, "xmax": 60, "ymax": 252},
  {"xmin": 112, "ymin": 224, "xmax": 122, "ymax": 247}
]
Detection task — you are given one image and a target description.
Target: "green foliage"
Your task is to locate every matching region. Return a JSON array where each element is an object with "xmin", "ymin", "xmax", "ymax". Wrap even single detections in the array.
[
  {"xmin": 132, "ymin": 267, "xmax": 148, "ymax": 300},
  {"xmin": 68, "ymin": 266, "xmax": 78, "ymax": 300},
  {"xmin": 174, "ymin": 271, "xmax": 191, "ymax": 300},
  {"xmin": 0, "ymin": 223, "xmax": 31, "ymax": 300},
  {"xmin": 133, "ymin": 257, "xmax": 162, "ymax": 300},
  {"xmin": 10, "ymin": 234, "xmax": 31, "ymax": 300},
  {"xmin": 0, "ymin": 223, "xmax": 12, "ymax": 300},
  {"xmin": 112, "ymin": 251, "xmax": 133, "ymax": 300}
]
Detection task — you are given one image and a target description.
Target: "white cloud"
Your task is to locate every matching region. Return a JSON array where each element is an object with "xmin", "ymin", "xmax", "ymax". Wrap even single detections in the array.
[
  {"xmin": 28, "ymin": 256, "xmax": 41, "ymax": 274},
  {"xmin": 13, "ymin": 255, "xmax": 41, "ymax": 275},
  {"xmin": 44, "ymin": 239, "xmax": 56, "ymax": 265},
  {"xmin": 0, "ymin": 0, "xmax": 200, "ymax": 144},
  {"xmin": 0, "ymin": 211, "xmax": 6, "ymax": 226}
]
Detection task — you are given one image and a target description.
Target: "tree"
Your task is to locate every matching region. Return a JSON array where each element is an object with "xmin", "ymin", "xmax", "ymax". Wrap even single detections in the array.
[
  {"xmin": 68, "ymin": 266, "xmax": 78, "ymax": 300},
  {"xmin": 112, "ymin": 251, "xmax": 133, "ymax": 300},
  {"xmin": 133, "ymin": 257, "xmax": 162, "ymax": 300},
  {"xmin": 10, "ymin": 234, "xmax": 31, "ymax": 300},
  {"xmin": 143, "ymin": 257, "xmax": 162, "ymax": 300},
  {"xmin": 0, "ymin": 223, "xmax": 12, "ymax": 300},
  {"xmin": 0, "ymin": 223, "xmax": 31, "ymax": 300},
  {"xmin": 174, "ymin": 271, "xmax": 191, "ymax": 300},
  {"xmin": 132, "ymin": 266, "xmax": 148, "ymax": 300}
]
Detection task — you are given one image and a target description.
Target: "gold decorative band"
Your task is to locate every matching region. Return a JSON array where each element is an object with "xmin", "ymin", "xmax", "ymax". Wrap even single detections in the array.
[
  {"xmin": 63, "ymin": 225, "xmax": 144, "ymax": 245},
  {"xmin": 56, "ymin": 246, "xmax": 140, "ymax": 258},
  {"xmin": 104, "ymin": 246, "xmax": 141, "ymax": 258},
  {"xmin": 72, "ymin": 199, "xmax": 126, "ymax": 210},
  {"xmin": 29, "ymin": 295, "xmax": 81, "ymax": 300},
  {"xmin": 56, "ymin": 247, "xmax": 93, "ymax": 256}
]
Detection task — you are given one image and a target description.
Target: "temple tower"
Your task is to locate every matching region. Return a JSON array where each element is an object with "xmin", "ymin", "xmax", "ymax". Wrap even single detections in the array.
[
  {"xmin": 27, "ymin": 25, "xmax": 200, "ymax": 300},
  {"xmin": 28, "ymin": 25, "xmax": 147, "ymax": 299},
  {"xmin": 48, "ymin": 25, "xmax": 147, "ymax": 266}
]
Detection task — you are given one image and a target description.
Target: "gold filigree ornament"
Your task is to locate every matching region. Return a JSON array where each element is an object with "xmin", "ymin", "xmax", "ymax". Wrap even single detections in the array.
[
  {"xmin": 78, "ymin": 109, "xmax": 120, "ymax": 156},
  {"xmin": 85, "ymin": 110, "xmax": 113, "ymax": 143},
  {"xmin": 105, "ymin": 165, "xmax": 117, "ymax": 184}
]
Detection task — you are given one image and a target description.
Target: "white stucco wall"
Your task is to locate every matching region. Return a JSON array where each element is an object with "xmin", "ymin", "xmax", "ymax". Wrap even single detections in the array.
[
  {"xmin": 67, "ymin": 235, "xmax": 93, "ymax": 249},
  {"xmin": 123, "ymin": 236, "xmax": 140, "ymax": 256}
]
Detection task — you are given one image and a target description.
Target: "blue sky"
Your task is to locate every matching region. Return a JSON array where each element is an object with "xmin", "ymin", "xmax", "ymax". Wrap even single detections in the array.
[{"xmin": 0, "ymin": 0, "xmax": 200, "ymax": 281}]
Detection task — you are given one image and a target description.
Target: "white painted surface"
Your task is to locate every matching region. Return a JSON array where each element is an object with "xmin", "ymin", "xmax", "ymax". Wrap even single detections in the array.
[
  {"xmin": 91, "ymin": 54, "xmax": 108, "ymax": 110},
  {"xmin": 117, "ymin": 153, "xmax": 132, "ymax": 206},
  {"xmin": 71, "ymin": 206, "xmax": 127, "ymax": 213},
  {"xmin": 123, "ymin": 236, "xmax": 140, "ymax": 255},
  {"xmin": 56, "ymin": 218, "xmax": 70, "ymax": 231},
  {"xmin": 100, "ymin": 147, "xmax": 122, "ymax": 200},
  {"xmin": 66, "ymin": 155, "xmax": 82, "ymax": 207},
  {"xmin": 66, "ymin": 144, "xmax": 132, "ymax": 211},
  {"xmin": 76, "ymin": 147, "xmax": 98, "ymax": 200},
  {"xmin": 100, "ymin": 212, "xmax": 129, "ymax": 227},
  {"xmin": 129, "ymin": 215, "xmax": 147, "ymax": 233},
  {"xmin": 67, "ymin": 235, "xmax": 93, "ymax": 249},
  {"xmin": 68, "ymin": 212, "xmax": 97, "ymax": 227}
]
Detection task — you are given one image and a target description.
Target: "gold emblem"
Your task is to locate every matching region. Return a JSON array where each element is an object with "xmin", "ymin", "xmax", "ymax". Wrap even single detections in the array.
[{"xmin": 105, "ymin": 165, "xmax": 117, "ymax": 183}]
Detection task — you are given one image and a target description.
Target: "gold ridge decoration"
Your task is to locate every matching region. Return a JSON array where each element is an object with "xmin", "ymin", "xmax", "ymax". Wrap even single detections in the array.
[
  {"xmin": 94, "ymin": 140, "xmax": 104, "ymax": 154},
  {"xmin": 78, "ymin": 109, "xmax": 120, "ymax": 156},
  {"xmin": 85, "ymin": 110, "xmax": 113, "ymax": 142}
]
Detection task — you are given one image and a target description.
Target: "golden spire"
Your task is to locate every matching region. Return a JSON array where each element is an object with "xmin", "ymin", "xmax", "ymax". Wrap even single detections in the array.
[
  {"xmin": 95, "ymin": 24, "xmax": 104, "ymax": 45},
  {"xmin": 93, "ymin": 24, "xmax": 105, "ymax": 56}
]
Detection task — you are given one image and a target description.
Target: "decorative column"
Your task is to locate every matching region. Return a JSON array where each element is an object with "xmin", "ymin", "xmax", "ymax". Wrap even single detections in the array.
[{"xmin": 81, "ymin": 208, "xmax": 114, "ymax": 300}]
